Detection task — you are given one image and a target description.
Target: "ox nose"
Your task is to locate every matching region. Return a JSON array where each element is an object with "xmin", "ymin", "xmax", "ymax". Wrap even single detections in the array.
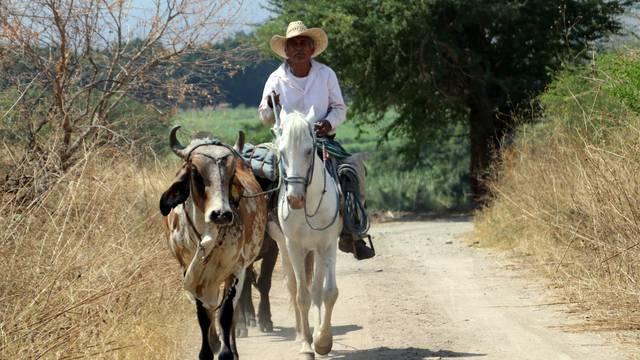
[
  {"xmin": 287, "ymin": 195, "xmax": 305, "ymax": 209},
  {"xmin": 209, "ymin": 210, "xmax": 233, "ymax": 224}
]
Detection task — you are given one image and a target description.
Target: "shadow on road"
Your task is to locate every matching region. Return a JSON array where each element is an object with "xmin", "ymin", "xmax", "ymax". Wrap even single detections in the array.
[
  {"xmin": 330, "ymin": 346, "xmax": 486, "ymax": 359},
  {"xmin": 257, "ymin": 324, "xmax": 363, "ymax": 342}
]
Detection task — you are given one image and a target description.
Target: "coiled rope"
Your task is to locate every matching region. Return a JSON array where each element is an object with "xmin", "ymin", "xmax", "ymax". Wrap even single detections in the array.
[
  {"xmin": 338, "ymin": 163, "xmax": 370, "ymax": 237},
  {"xmin": 314, "ymin": 137, "xmax": 370, "ymax": 237}
]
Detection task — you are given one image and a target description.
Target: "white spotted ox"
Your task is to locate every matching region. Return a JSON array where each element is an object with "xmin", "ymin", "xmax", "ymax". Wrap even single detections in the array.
[{"xmin": 160, "ymin": 127, "xmax": 267, "ymax": 360}]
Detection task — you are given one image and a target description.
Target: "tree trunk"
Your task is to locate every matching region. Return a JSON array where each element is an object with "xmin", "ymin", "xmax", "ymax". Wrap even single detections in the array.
[{"xmin": 468, "ymin": 98, "xmax": 496, "ymax": 206}]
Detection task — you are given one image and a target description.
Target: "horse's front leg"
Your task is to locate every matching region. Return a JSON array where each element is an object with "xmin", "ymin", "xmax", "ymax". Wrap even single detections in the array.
[
  {"xmin": 287, "ymin": 239, "xmax": 314, "ymax": 358},
  {"xmin": 313, "ymin": 241, "xmax": 339, "ymax": 356},
  {"xmin": 310, "ymin": 249, "xmax": 325, "ymax": 340},
  {"xmin": 218, "ymin": 270, "xmax": 245, "ymax": 360}
]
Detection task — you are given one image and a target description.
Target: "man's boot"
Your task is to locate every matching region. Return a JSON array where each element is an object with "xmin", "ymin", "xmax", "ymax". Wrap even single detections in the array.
[{"xmin": 339, "ymin": 232, "xmax": 375, "ymax": 260}]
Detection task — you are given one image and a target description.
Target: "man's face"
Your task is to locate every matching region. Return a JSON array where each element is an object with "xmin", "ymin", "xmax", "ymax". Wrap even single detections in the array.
[{"xmin": 285, "ymin": 36, "xmax": 315, "ymax": 64}]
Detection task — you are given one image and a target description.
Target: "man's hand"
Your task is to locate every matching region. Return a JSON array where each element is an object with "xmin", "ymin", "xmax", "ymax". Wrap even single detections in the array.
[
  {"xmin": 314, "ymin": 120, "xmax": 332, "ymax": 137},
  {"xmin": 267, "ymin": 91, "xmax": 280, "ymax": 109}
]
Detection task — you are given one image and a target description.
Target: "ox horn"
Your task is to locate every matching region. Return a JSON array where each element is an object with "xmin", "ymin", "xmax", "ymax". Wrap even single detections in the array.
[
  {"xmin": 234, "ymin": 130, "xmax": 245, "ymax": 153},
  {"xmin": 169, "ymin": 125, "xmax": 187, "ymax": 158}
]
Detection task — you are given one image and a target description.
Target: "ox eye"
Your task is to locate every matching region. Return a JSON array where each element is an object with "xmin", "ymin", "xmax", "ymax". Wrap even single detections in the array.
[
  {"xmin": 305, "ymin": 149, "xmax": 312, "ymax": 156},
  {"xmin": 191, "ymin": 168, "xmax": 205, "ymax": 196}
]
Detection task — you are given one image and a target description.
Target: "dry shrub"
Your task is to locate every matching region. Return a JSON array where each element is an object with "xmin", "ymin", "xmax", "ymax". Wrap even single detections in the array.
[
  {"xmin": 475, "ymin": 55, "xmax": 640, "ymax": 333},
  {"xmin": 0, "ymin": 148, "xmax": 193, "ymax": 359}
]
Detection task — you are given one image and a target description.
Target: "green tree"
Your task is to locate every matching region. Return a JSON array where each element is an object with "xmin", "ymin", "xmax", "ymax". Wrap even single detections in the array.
[{"xmin": 259, "ymin": 0, "xmax": 634, "ymax": 203}]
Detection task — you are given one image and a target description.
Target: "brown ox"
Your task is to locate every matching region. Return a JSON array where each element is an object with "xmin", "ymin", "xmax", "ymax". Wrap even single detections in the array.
[{"xmin": 160, "ymin": 127, "xmax": 267, "ymax": 360}]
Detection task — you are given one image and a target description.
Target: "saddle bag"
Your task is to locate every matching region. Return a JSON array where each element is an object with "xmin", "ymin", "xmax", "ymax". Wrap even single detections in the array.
[{"xmin": 241, "ymin": 143, "xmax": 279, "ymax": 182}]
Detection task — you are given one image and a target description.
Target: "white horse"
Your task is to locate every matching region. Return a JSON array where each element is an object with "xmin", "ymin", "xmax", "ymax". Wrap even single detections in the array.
[{"xmin": 268, "ymin": 110, "xmax": 343, "ymax": 359}]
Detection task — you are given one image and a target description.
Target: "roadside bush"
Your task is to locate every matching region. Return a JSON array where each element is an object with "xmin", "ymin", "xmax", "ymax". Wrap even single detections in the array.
[
  {"xmin": 0, "ymin": 148, "xmax": 190, "ymax": 359},
  {"xmin": 476, "ymin": 50, "xmax": 640, "ymax": 331}
]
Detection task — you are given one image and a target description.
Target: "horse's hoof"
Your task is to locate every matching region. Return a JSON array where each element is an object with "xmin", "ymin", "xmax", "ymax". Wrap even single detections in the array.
[
  {"xmin": 313, "ymin": 341, "xmax": 332, "ymax": 356},
  {"xmin": 236, "ymin": 327, "xmax": 248, "ymax": 338},
  {"xmin": 313, "ymin": 333, "xmax": 332, "ymax": 355},
  {"xmin": 259, "ymin": 321, "xmax": 273, "ymax": 333}
]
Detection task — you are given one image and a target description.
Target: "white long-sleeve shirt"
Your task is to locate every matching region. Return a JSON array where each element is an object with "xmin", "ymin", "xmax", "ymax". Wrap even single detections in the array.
[{"xmin": 258, "ymin": 60, "xmax": 347, "ymax": 134}]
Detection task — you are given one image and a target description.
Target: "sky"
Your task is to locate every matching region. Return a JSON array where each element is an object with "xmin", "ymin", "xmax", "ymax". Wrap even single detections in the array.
[{"xmin": 130, "ymin": 0, "xmax": 272, "ymax": 36}]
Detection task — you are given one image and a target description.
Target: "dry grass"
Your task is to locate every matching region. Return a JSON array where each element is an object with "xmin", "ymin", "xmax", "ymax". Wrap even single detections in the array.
[
  {"xmin": 475, "ymin": 93, "xmax": 640, "ymax": 334},
  {"xmin": 0, "ymin": 148, "xmax": 194, "ymax": 359}
]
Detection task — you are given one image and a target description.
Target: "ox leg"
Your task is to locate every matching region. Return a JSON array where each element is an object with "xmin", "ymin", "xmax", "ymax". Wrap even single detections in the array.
[
  {"xmin": 313, "ymin": 242, "xmax": 339, "ymax": 356},
  {"xmin": 196, "ymin": 299, "xmax": 216, "ymax": 360},
  {"xmin": 257, "ymin": 236, "xmax": 278, "ymax": 333},
  {"xmin": 235, "ymin": 270, "xmax": 253, "ymax": 338},
  {"xmin": 287, "ymin": 240, "xmax": 314, "ymax": 358},
  {"xmin": 244, "ymin": 266, "xmax": 257, "ymax": 328},
  {"xmin": 218, "ymin": 271, "xmax": 245, "ymax": 360}
]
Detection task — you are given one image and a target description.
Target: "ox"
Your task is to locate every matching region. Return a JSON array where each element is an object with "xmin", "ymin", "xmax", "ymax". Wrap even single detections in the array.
[{"xmin": 160, "ymin": 127, "xmax": 267, "ymax": 360}]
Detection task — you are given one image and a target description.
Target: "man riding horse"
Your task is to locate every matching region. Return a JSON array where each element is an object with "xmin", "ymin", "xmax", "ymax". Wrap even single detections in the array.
[{"xmin": 258, "ymin": 21, "xmax": 375, "ymax": 260}]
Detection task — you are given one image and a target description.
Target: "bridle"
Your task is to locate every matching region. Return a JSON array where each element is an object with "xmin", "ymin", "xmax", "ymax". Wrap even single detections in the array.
[
  {"xmin": 274, "ymin": 108, "xmax": 340, "ymax": 231},
  {"xmin": 180, "ymin": 140, "xmax": 241, "ymax": 263},
  {"xmin": 280, "ymin": 123, "xmax": 316, "ymax": 190}
]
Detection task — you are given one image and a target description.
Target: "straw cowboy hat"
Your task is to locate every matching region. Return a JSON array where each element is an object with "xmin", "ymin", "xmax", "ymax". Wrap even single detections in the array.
[{"xmin": 270, "ymin": 21, "xmax": 328, "ymax": 59}]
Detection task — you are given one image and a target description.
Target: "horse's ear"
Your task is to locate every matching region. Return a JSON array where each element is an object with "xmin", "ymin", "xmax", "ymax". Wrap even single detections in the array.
[
  {"xmin": 234, "ymin": 131, "xmax": 245, "ymax": 153},
  {"xmin": 159, "ymin": 166, "xmax": 190, "ymax": 216}
]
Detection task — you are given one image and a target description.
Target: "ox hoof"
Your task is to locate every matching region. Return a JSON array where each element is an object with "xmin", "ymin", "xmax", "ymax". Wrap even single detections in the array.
[
  {"xmin": 248, "ymin": 318, "xmax": 257, "ymax": 327},
  {"xmin": 219, "ymin": 349, "xmax": 235, "ymax": 360},
  {"xmin": 259, "ymin": 320, "xmax": 273, "ymax": 333},
  {"xmin": 236, "ymin": 327, "xmax": 248, "ymax": 338},
  {"xmin": 198, "ymin": 348, "xmax": 213, "ymax": 360}
]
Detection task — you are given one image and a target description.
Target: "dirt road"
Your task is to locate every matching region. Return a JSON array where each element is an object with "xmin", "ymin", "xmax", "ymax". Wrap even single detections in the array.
[{"xmin": 188, "ymin": 217, "xmax": 635, "ymax": 359}]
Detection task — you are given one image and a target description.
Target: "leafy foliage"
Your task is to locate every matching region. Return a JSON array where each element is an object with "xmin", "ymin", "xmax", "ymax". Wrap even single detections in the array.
[
  {"xmin": 540, "ymin": 49, "xmax": 640, "ymax": 137},
  {"xmin": 259, "ymin": 0, "xmax": 633, "ymax": 200}
]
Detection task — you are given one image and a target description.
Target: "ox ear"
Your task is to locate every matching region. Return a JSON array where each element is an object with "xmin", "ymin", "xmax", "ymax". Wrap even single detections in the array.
[
  {"xmin": 159, "ymin": 166, "xmax": 190, "ymax": 216},
  {"xmin": 231, "ymin": 159, "xmax": 257, "ymax": 203},
  {"xmin": 233, "ymin": 131, "xmax": 245, "ymax": 153}
]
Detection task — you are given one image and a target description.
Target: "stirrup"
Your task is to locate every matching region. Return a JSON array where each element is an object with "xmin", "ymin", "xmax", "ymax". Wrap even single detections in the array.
[{"xmin": 354, "ymin": 235, "xmax": 375, "ymax": 260}]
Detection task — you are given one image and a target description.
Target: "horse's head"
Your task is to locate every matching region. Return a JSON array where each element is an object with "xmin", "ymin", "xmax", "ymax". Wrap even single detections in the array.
[
  {"xmin": 278, "ymin": 111, "xmax": 316, "ymax": 209},
  {"xmin": 160, "ymin": 127, "xmax": 246, "ymax": 225}
]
